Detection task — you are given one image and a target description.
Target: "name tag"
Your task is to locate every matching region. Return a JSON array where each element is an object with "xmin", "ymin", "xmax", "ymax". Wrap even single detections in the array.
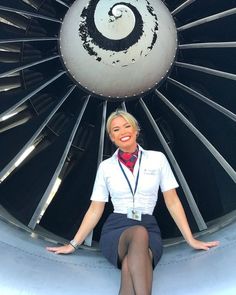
[{"xmin": 127, "ymin": 208, "xmax": 142, "ymax": 221}]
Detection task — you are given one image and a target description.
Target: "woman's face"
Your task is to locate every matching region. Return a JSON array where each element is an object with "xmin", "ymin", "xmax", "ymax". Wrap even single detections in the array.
[{"xmin": 109, "ymin": 116, "xmax": 138, "ymax": 152}]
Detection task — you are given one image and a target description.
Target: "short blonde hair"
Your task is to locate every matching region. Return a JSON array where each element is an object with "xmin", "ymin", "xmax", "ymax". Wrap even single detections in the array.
[{"xmin": 106, "ymin": 109, "xmax": 140, "ymax": 135}]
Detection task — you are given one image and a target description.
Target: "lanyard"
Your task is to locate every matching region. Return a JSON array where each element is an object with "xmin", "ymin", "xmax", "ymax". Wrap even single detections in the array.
[{"xmin": 118, "ymin": 151, "xmax": 142, "ymax": 206}]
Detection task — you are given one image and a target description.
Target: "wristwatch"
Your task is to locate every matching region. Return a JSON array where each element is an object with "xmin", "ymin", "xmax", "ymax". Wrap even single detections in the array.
[{"xmin": 69, "ymin": 239, "xmax": 80, "ymax": 249}]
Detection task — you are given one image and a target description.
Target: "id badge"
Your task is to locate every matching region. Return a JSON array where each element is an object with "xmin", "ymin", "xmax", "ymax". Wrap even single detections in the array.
[{"xmin": 127, "ymin": 208, "xmax": 142, "ymax": 221}]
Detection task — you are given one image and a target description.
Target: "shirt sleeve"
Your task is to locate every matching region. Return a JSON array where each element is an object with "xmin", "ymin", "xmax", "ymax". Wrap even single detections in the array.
[
  {"xmin": 90, "ymin": 162, "xmax": 109, "ymax": 202},
  {"xmin": 159, "ymin": 153, "xmax": 179, "ymax": 192}
]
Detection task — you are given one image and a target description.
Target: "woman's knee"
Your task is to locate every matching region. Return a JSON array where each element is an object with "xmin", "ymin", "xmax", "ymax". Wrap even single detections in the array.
[
  {"xmin": 130, "ymin": 225, "xmax": 149, "ymax": 243},
  {"xmin": 118, "ymin": 226, "xmax": 150, "ymax": 260}
]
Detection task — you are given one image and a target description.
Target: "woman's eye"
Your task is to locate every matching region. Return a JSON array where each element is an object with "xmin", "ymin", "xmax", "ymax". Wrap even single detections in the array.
[{"xmin": 125, "ymin": 125, "xmax": 131, "ymax": 128}]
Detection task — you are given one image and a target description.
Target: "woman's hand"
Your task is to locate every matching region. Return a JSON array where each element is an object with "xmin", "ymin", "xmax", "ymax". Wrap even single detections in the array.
[
  {"xmin": 188, "ymin": 238, "xmax": 220, "ymax": 251},
  {"xmin": 163, "ymin": 190, "xmax": 220, "ymax": 251},
  {"xmin": 46, "ymin": 201, "xmax": 105, "ymax": 255},
  {"xmin": 46, "ymin": 244, "xmax": 75, "ymax": 255}
]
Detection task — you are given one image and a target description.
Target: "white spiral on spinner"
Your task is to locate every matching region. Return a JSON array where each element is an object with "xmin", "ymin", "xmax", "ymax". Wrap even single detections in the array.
[
  {"xmin": 94, "ymin": 2, "xmax": 137, "ymax": 41},
  {"xmin": 79, "ymin": 0, "xmax": 158, "ymax": 60},
  {"xmin": 60, "ymin": 0, "xmax": 177, "ymax": 97},
  {"xmin": 112, "ymin": 4, "xmax": 133, "ymax": 18},
  {"xmin": 112, "ymin": 4, "xmax": 135, "ymax": 23}
]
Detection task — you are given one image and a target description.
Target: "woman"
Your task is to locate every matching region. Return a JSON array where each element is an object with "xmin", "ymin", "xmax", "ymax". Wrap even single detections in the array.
[{"xmin": 47, "ymin": 110, "xmax": 219, "ymax": 295}]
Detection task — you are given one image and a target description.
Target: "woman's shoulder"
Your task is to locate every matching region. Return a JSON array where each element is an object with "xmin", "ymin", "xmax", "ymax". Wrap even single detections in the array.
[
  {"xmin": 142, "ymin": 149, "xmax": 169, "ymax": 167},
  {"xmin": 99, "ymin": 154, "xmax": 117, "ymax": 168}
]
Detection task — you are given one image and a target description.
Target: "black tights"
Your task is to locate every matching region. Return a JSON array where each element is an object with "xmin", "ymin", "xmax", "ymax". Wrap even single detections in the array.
[{"xmin": 118, "ymin": 226, "xmax": 153, "ymax": 295}]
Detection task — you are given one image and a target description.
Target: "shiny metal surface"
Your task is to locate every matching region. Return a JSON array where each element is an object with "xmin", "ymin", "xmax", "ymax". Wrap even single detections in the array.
[{"xmin": 0, "ymin": 212, "xmax": 235, "ymax": 295}]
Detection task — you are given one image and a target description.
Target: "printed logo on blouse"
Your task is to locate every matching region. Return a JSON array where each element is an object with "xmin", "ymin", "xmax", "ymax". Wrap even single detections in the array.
[{"xmin": 144, "ymin": 168, "xmax": 158, "ymax": 175}]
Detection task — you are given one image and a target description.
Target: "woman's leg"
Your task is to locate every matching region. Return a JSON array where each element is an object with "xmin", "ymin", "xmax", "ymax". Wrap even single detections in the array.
[
  {"xmin": 118, "ymin": 226, "xmax": 153, "ymax": 295},
  {"xmin": 119, "ymin": 256, "xmax": 135, "ymax": 295}
]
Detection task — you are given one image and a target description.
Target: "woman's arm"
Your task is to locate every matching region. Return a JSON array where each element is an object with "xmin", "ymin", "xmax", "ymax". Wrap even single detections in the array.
[
  {"xmin": 46, "ymin": 200, "xmax": 105, "ymax": 254},
  {"xmin": 163, "ymin": 189, "xmax": 219, "ymax": 250}
]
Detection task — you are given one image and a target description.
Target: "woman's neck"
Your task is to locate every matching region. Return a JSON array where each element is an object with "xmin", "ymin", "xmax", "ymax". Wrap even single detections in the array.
[{"xmin": 119, "ymin": 144, "xmax": 138, "ymax": 154}]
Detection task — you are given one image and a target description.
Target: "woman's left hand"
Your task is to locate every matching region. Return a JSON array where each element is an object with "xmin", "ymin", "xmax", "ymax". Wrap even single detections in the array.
[{"xmin": 188, "ymin": 238, "xmax": 220, "ymax": 251}]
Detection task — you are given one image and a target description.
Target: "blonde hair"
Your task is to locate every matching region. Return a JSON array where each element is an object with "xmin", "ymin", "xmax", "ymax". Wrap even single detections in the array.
[{"xmin": 106, "ymin": 109, "xmax": 140, "ymax": 135}]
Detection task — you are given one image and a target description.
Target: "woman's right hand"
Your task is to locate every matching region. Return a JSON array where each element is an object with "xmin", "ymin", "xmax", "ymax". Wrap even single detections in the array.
[{"xmin": 46, "ymin": 244, "xmax": 76, "ymax": 255}]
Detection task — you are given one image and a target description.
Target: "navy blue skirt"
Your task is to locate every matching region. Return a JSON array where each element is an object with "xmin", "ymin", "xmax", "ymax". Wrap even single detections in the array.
[{"xmin": 99, "ymin": 213, "xmax": 163, "ymax": 269}]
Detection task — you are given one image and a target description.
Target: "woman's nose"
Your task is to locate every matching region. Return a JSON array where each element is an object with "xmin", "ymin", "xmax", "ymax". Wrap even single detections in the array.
[{"xmin": 120, "ymin": 128, "xmax": 127, "ymax": 135}]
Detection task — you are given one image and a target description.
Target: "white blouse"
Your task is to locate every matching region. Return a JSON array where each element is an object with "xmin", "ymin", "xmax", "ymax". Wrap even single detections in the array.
[{"xmin": 90, "ymin": 146, "xmax": 179, "ymax": 215}]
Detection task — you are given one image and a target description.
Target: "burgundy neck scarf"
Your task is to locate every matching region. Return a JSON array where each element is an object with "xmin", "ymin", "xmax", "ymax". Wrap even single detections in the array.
[{"xmin": 118, "ymin": 147, "xmax": 139, "ymax": 173}]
